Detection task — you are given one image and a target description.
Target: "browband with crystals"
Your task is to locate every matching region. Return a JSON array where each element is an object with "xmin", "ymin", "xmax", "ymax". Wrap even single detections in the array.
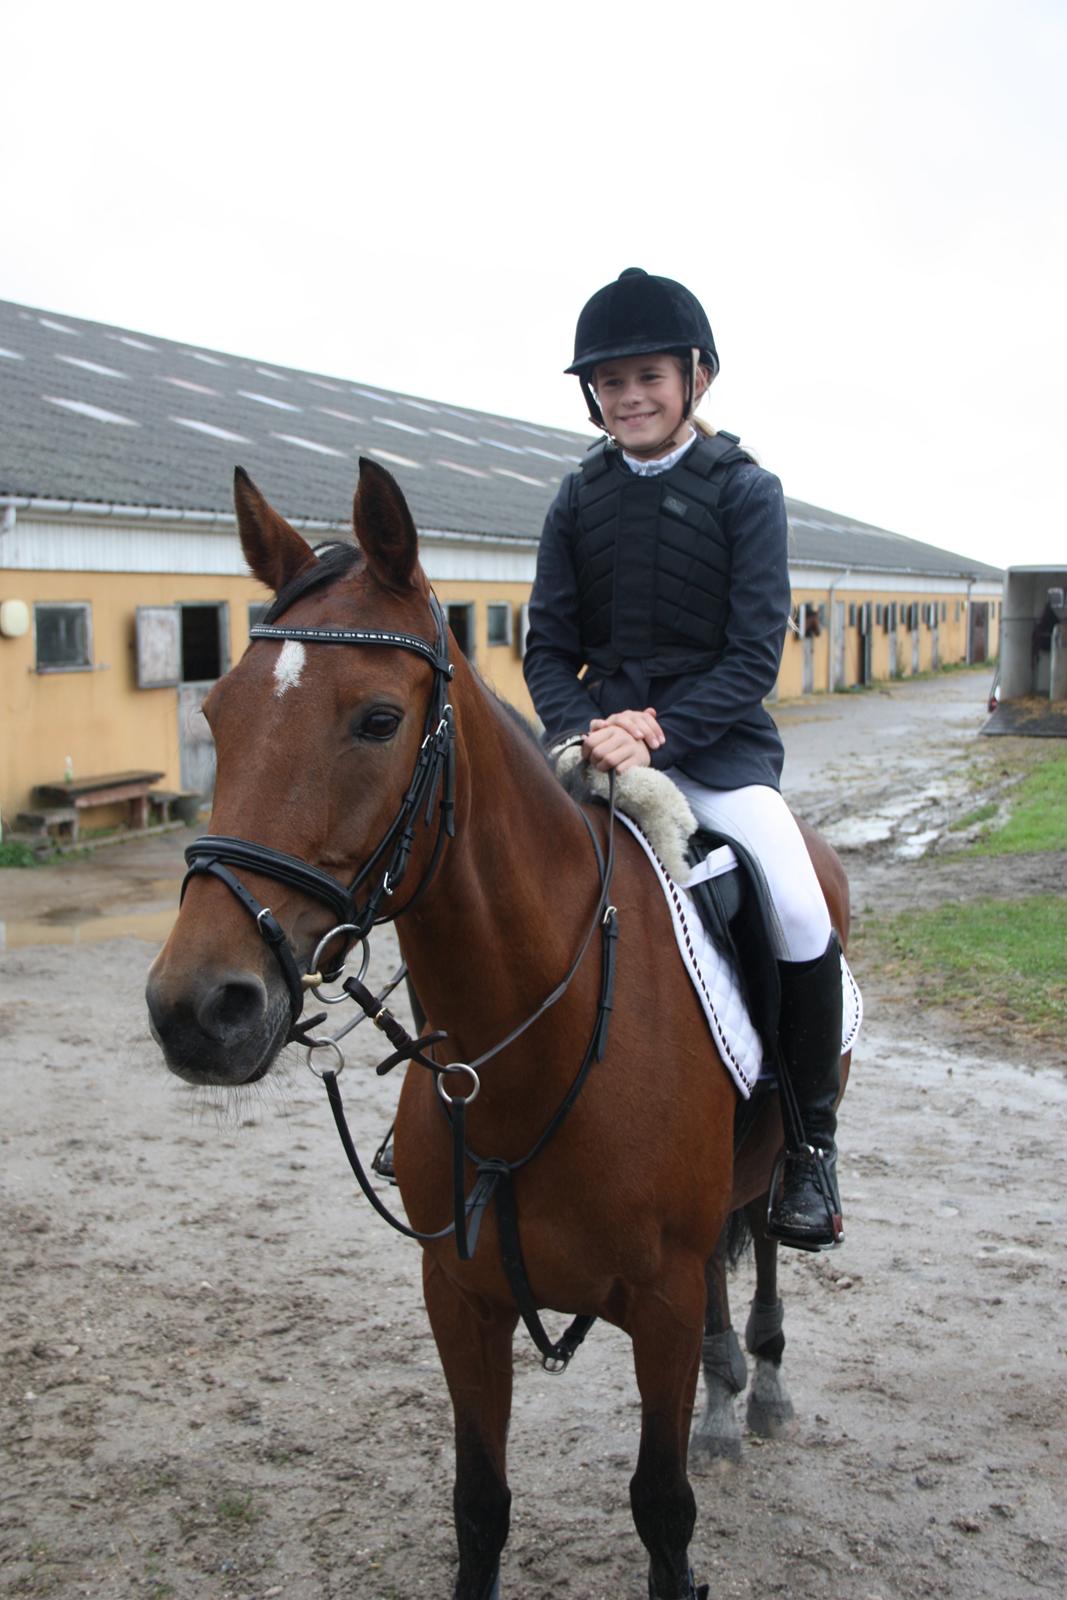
[{"xmin": 250, "ymin": 622, "xmax": 453, "ymax": 675}]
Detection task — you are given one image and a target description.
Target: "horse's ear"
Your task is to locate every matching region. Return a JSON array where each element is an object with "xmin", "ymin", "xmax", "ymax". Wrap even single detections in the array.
[
  {"xmin": 353, "ymin": 457, "xmax": 420, "ymax": 592},
  {"xmin": 233, "ymin": 467, "xmax": 317, "ymax": 595}
]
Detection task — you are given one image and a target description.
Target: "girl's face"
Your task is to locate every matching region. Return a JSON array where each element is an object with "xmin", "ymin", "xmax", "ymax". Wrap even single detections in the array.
[{"xmin": 592, "ymin": 353, "xmax": 691, "ymax": 458}]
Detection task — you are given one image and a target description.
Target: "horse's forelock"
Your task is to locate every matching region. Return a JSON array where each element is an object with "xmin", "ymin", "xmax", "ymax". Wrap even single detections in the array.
[{"xmin": 262, "ymin": 541, "xmax": 364, "ymax": 624}]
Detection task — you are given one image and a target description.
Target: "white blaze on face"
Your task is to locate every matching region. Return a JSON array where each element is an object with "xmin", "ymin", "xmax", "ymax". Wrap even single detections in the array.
[{"xmin": 273, "ymin": 639, "xmax": 307, "ymax": 697}]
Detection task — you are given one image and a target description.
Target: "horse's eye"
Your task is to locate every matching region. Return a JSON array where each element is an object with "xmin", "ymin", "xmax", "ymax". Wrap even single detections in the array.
[{"xmin": 359, "ymin": 709, "xmax": 402, "ymax": 742}]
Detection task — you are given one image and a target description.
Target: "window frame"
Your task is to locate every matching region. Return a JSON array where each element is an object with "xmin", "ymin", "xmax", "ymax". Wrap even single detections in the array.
[
  {"xmin": 486, "ymin": 600, "xmax": 514, "ymax": 648},
  {"xmin": 34, "ymin": 601, "xmax": 93, "ymax": 674}
]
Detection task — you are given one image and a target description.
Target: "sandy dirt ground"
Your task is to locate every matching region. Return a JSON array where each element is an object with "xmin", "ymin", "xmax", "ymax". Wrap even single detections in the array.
[{"xmin": 1, "ymin": 669, "xmax": 1064, "ymax": 1600}]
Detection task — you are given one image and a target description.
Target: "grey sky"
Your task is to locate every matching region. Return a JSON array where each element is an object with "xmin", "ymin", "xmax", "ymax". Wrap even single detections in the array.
[{"xmin": 3, "ymin": 0, "xmax": 1063, "ymax": 567}]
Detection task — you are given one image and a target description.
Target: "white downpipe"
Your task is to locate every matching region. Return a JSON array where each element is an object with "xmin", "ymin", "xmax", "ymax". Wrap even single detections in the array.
[{"xmin": 827, "ymin": 569, "xmax": 850, "ymax": 691}]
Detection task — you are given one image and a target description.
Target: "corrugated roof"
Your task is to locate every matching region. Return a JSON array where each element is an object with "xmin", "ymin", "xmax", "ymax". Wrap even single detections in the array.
[{"xmin": 0, "ymin": 297, "xmax": 1001, "ymax": 578}]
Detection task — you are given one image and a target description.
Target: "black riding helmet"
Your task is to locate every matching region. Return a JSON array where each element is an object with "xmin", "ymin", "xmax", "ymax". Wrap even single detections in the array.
[{"xmin": 566, "ymin": 267, "xmax": 719, "ymax": 430}]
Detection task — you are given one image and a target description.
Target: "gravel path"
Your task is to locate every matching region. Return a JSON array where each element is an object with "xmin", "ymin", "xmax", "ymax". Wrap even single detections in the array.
[{"xmin": 1, "ymin": 669, "xmax": 1063, "ymax": 1599}]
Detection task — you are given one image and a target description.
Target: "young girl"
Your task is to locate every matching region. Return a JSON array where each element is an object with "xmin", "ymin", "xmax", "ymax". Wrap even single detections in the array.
[{"xmin": 523, "ymin": 267, "xmax": 844, "ymax": 1250}]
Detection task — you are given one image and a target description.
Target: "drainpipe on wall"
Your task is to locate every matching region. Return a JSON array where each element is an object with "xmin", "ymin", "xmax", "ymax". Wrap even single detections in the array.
[
  {"xmin": 827, "ymin": 569, "xmax": 850, "ymax": 691},
  {"xmin": 0, "ymin": 505, "xmax": 15, "ymax": 538},
  {"xmin": 965, "ymin": 578, "xmax": 976, "ymax": 663}
]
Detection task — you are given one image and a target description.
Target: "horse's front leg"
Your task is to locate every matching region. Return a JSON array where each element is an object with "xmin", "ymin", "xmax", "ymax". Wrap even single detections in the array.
[
  {"xmin": 689, "ymin": 1228, "xmax": 747, "ymax": 1469},
  {"xmin": 423, "ymin": 1255, "xmax": 517, "ymax": 1600},
  {"xmin": 743, "ymin": 1196, "xmax": 796, "ymax": 1439},
  {"xmin": 629, "ymin": 1268, "xmax": 709, "ymax": 1600}
]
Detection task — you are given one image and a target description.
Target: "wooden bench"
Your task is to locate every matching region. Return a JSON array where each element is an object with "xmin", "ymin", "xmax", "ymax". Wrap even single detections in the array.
[
  {"xmin": 148, "ymin": 789, "xmax": 203, "ymax": 825},
  {"xmin": 33, "ymin": 770, "xmax": 166, "ymax": 842},
  {"xmin": 16, "ymin": 806, "xmax": 79, "ymax": 845}
]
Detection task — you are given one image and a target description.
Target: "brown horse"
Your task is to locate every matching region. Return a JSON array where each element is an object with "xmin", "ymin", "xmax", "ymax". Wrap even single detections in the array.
[{"xmin": 146, "ymin": 460, "xmax": 851, "ymax": 1600}]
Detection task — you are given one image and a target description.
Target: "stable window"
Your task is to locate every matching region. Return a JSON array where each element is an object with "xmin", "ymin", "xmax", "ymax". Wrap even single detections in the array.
[
  {"xmin": 181, "ymin": 605, "xmax": 226, "ymax": 680},
  {"xmin": 941, "ymin": 602, "xmax": 947, "ymax": 622},
  {"xmin": 848, "ymin": 603, "xmax": 857, "ymax": 627},
  {"xmin": 35, "ymin": 602, "xmax": 92, "ymax": 671},
  {"xmin": 248, "ymin": 602, "xmax": 270, "ymax": 630},
  {"xmin": 446, "ymin": 602, "xmax": 476, "ymax": 661},
  {"xmin": 486, "ymin": 602, "xmax": 513, "ymax": 647},
  {"xmin": 876, "ymin": 603, "xmax": 884, "ymax": 626}
]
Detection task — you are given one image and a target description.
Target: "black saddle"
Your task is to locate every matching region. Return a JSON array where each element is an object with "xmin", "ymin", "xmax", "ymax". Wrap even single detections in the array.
[{"xmin": 683, "ymin": 828, "xmax": 782, "ymax": 1073}]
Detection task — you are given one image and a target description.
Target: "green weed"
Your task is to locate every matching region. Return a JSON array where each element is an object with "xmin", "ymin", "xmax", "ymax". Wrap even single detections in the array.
[{"xmin": 868, "ymin": 895, "xmax": 1067, "ymax": 1036}]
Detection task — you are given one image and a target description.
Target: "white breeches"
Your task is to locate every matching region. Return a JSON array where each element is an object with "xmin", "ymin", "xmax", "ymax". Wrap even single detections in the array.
[{"xmin": 666, "ymin": 773, "xmax": 832, "ymax": 963}]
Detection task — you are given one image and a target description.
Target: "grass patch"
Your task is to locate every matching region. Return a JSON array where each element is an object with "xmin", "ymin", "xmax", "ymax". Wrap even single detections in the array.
[
  {"xmin": 948, "ymin": 801, "xmax": 999, "ymax": 832},
  {"xmin": 868, "ymin": 895, "xmax": 1067, "ymax": 1036},
  {"xmin": 972, "ymin": 749, "xmax": 1067, "ymax": 855},
  {"xmin": 0, "ymin": 840, "xmax": 40, "ymax": 868}
]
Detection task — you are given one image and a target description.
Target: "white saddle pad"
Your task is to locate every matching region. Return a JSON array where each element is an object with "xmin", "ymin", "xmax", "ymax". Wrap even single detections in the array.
[{"xmin": 618, "ymin": 814, "xmax": 863, "ymax": 1098}]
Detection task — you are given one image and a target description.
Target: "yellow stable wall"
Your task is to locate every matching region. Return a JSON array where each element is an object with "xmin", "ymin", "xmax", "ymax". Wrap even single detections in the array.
[
  {"xmin": 0, "ymin": 570, "xmax": 537, "ymax": 822},
  {"xmin": 0, "ymin": 567, "xmax": 1000, "ymax": 825}
]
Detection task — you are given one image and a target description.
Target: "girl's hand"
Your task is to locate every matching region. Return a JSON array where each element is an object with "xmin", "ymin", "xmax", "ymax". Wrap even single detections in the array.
[
  {"xmin": 588, "ymin": 707, "xmax": 664, "ymax": 749},
  {"xmin": 582, "ymin": 724, "xmax": 653, "ymax": 773}
]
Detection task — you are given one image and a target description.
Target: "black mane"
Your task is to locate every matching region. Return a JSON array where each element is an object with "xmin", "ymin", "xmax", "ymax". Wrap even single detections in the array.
[{"xmin": 262, "ymin": 541, "xmax": 363, "ymax": 624}]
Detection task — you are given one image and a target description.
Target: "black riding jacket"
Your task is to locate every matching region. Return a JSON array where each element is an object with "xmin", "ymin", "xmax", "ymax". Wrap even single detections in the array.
[{"xmin": 523, "ymin": 433, "xmax": 791, "ymax": 791}]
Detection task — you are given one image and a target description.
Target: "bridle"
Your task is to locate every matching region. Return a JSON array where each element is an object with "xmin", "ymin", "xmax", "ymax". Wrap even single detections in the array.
[
  {"xmin": 180, "ymin": 579, "xmax": 618, "ymax": 1370},
  {"xmin": 182, "ymin": 592, "xmax": 457, "ymax": 1041}
]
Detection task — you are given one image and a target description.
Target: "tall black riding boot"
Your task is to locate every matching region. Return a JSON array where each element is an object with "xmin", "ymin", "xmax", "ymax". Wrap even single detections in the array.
[{"xmin": 767, "ymin": 932, "xmax": 845, "ymax": 1252}]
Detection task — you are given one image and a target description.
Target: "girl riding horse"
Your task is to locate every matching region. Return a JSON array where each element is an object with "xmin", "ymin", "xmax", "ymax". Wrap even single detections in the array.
[{"xmin": 523, "ymin": 267, "xmax": 844, "ymax": 1250}]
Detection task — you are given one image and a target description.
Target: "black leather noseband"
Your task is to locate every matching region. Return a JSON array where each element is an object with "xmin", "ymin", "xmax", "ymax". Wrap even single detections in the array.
[{"xmin": 182, "ymin": 593, "xmax": 456, "ymax": 1037}]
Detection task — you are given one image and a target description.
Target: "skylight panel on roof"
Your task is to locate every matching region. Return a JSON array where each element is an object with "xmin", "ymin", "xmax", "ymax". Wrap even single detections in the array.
[
  {"xmin": 239, "ymin": 391, "xmax": 302, "ymax": 411},
  {"xmin": 256, "ymin": 366, "xmax": 289, "ymax": 381},
  {"xmin": 187, "ymin": 351, "xmax": 228, "ymax": 367},
  {"xmin": 161, "ymin": 376, "xmax": 219, "ymax": 395},
  {"xmin": 492, "ymin": 467, "xmax": 547, "ymax": 488},
  {"xmin": 512, "ymin": 422, "xmax": 550, "ymax": 437},
  {"xmin": 56, "ymin": 355, "xmax": 127, "ymax": 378},
  {"xmin": 318, "ymin": 408, "xmax": 365, "ymax": 424},
  {"xmin": 272, "ymin": 433, "xmax": 346, "ymax": 457},
  {"xmin": 110, "ymin": 334, "xmax": 156, "ymax": 351},
  {"xmin": 375, "ymin": 416, "xmax": 429, "ymax": 436},
  {"xmin": 307, "ymin": 378, "xmax": 343, "ymax": 392},
  {"xmin": 45, "ymin": 397, "xmax": 137, "ymax": 425},
  {"xmin": 354, "ymin": 388, "xmax": 396, "ymax": 404},
  {"xmin": 524, "ymin": 446, "xmax": 569, "ymax": 462},
  {"xmin": 39, "ymin": 317, "xmax": 79, "ymax": 335},
  {"xmin": 401, "ymin": 399, "xmax": 438, "ymax": 413},
  {"xmin": 437, "ymin": 459, "xmax": 488, "ymax": 479},
  {"xmin": 431, "ymin": 428, "xmax": 479, "ymax": 446},
  {"xmin": 370, "ymin": 448, "xmax": 420, "ymax": 469},
  {"xmin": 0, "ymin": 347, "xmax": 24, "ymax": 360},
  {"xmin": 481, "ymin": 437, "xmax": 525, "ymax": 454},
  {"xmin": 172, "ymin": 417, "xmax": 250, "ymax": 443}
]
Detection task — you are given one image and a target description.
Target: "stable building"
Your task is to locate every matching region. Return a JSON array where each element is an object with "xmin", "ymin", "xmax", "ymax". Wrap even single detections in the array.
[{"xmin": 0, "ymin": 297, "xmax": 1001, "ymax": 827}]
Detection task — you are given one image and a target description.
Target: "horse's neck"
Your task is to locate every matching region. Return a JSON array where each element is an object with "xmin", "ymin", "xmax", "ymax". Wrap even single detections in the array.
[{"xmin": 400, "ymin": 682, "xmax": 601, "ymax": 1051}]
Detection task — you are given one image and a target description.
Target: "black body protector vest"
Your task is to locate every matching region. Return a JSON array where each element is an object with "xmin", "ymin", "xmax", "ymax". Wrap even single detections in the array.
[{"xmin": 573, "ymin": 430, "xmax": 750, "ymax": 678}]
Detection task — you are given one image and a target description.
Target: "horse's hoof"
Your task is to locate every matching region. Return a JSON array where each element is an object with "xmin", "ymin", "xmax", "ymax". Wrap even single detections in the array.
[
  {"xmin": 745, "ymin": 1355, "xmax": 796, "ymax": 1439},
  {"xmin": 688, "ymin": 1428, "xmax": 743, "ymax": 1473},
  {"xmin": 746, "ymin": 1390, "xmax": 796, "ymax": 1438}
]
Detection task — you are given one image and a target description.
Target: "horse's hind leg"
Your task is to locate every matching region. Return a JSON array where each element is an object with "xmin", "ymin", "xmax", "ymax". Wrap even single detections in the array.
[
  {"xmin": 629, "ymin": 1273, "xmax": 708, "ymax": 1600},
  {"xmin": 689, "ymin": 1225, "xmax": 747, "ymax": 1469},
  {"xmin": 743, "ymin": 1196, "xmax": 795, "ymax": 1439},
  {"xmin": 422, "ymin": 1257, "xmax": 516, "ymax": 1600}
]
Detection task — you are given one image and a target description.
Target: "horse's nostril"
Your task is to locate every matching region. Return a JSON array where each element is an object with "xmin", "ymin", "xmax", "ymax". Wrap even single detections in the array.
[{"xmin": 196, "ymin": 977, "xmax": 269, "ymax": 1042}]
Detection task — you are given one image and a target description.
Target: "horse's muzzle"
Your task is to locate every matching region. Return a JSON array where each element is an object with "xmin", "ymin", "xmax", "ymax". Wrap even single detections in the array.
[{"xmin": 145, "ymin": 962, "xmax": 289, "ymax": 1085}]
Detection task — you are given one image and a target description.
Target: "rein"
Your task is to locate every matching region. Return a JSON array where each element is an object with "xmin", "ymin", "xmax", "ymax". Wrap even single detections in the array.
[{"xmin": 182, "ymin": 582, "xmax": 619, "ymax": 1370}]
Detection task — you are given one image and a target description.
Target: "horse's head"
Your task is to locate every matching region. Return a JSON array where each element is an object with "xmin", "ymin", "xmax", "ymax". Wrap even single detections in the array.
[{"xmin": 147, "ymin": 459, "xmax": 453, "ymax": 1086}]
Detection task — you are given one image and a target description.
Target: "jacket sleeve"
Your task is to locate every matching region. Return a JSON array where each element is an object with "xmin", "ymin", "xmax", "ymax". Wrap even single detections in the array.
[
  {"xmin": 522, "ymin": 476, "xmax": 602, "ymax": 739},
  {"xmin": 649, "ymin": 467, "xmax": 790, "ymax": 771}
]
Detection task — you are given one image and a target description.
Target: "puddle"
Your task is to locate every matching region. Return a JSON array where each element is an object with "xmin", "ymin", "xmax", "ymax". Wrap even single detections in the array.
[{"xmin": 0, "ymin": 879, "xmax": 181, "ymax": 951}]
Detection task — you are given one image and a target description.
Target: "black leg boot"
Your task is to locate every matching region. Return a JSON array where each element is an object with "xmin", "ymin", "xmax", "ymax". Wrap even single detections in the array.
[{"xmin": 767, "ymin": 933, "xmax": 845, "ymax": 1252}]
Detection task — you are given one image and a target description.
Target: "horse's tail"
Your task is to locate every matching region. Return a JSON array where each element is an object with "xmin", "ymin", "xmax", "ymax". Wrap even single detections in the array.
[{"xmin": 724, "ymin": 1206, "xmax": 753, "ymax": 1270}]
